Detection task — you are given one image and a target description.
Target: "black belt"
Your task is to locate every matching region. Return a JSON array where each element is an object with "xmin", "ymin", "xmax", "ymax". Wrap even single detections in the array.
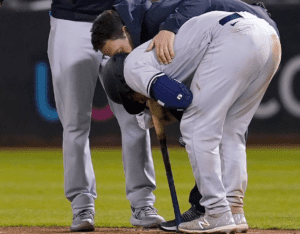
[{"xmin": 219, "ymin": 13, "xmax": 243, "ymax": 26}]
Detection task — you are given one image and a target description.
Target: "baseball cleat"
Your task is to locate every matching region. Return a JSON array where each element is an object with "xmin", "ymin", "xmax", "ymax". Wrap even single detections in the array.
[
  {"xmin": 179, "ymin": 136, "xmax": 186, "ymax": 148},
  {"xmin": 130, "ymin": 206, "xmax": 165, "ymax": 228},
  {"xmin": 70, "ymin": 210, "xmax": 95, "ymax": 232},
  {"xmin": 233, "ymin": 213, "xmax": 248, "ymax": 233},
  {"xmin": 159, "ymin": 205, "xmax": 204, "ymax": 231},
  {"xmin": 178, "ymin": 211, "xmax": 236, "ymax": 233}
]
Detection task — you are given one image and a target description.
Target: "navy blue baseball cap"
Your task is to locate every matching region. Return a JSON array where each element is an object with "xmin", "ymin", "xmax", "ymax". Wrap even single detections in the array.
[{"xmin": 101, "ymin": 53, "xmax": 146, "ymax": 115}]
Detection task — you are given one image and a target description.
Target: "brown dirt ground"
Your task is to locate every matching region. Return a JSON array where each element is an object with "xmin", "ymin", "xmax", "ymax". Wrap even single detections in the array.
[{"xmin": 0, "ymin": 227, "xmax": 299, "ymax": 234}]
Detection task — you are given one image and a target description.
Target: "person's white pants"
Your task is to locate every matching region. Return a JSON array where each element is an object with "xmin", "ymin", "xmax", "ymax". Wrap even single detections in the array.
[
  {"xmin": 180, "ymin": 12, "xmax": 281, "ymax": 215},
  {"xmin": 47, "ymin": 16, "xmax": 156, "ymax": 214}
]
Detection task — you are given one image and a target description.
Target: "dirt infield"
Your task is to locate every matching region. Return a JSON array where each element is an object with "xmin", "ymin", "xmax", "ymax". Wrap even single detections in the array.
[{"xmin": 0, "ymin": 227, "xmax": 299, "ymax": 234}]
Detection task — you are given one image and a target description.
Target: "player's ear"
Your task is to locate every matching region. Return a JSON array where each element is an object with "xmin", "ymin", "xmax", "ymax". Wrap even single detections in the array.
[
  {"xmin": 123, "ymin": 26, "xmax": 134, "ymax": 45},
  {"xmin": 122, "ymin": 26, "xmax": 134, "ymax": 50},
  {"xmin": 122, "ymin": 26, "xmax": 128, "ymax": 38},
  {"xmin": 123, "ymin": 26, "xmax": 132, "ymax": 38}
]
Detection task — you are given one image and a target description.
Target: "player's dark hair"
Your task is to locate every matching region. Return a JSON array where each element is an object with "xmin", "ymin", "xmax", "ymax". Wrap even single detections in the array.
[{"xmin": 91, "ymin": 10, "xmax": 126, "ymax": 52}]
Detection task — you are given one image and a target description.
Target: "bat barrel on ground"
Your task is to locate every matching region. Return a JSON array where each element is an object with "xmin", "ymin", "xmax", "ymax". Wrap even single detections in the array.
[{"xmin": 159, "ymin": 137, "xmax": 183, "ymax": 232}]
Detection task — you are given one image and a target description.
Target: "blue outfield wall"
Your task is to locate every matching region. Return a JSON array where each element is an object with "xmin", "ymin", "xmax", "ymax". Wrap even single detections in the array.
[{"xmin": 0, "ymin": 5, "xmax": 299, "ymax": 147}]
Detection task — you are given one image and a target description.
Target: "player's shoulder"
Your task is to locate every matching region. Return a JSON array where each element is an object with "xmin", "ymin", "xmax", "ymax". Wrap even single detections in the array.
[
  {"xmin": 127, "ymin": 43, "xmax": 147, "ymax": 61},
  {"xmin": 125, "ymin": 40, "xmax": 153, "ymax": 67}
]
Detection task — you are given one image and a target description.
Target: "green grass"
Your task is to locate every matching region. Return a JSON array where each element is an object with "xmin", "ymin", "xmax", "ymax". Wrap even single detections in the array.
[{"xmin": 0, "ymin": 147, "xmax": 299, "ymax": 229}]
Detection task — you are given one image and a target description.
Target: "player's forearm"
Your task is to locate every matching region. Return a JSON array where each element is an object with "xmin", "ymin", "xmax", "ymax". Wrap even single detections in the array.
[
  {"xmin": 148, "ymin": 100, "xmax": 166, "ymax": 140},
  {"xmin": 148, "ymin": 100, "xmax": 178, "ymax": 127}
]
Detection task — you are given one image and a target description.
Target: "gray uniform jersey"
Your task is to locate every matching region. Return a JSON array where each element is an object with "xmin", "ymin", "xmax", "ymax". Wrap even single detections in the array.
[
  {"xmin": 124, "ymin": 11, "xmax": 281, "ymax": 215},
  {"xmin": 124, "ymin": 11, "xmax": 227, "ymax": 97}
]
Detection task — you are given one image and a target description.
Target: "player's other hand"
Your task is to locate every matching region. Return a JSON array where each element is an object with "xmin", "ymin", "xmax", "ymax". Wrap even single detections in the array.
[
  {"xmin": 146, "ymin": 30, "xmax": 175, "ymax": 65},
  {"xmin": 136, "ymin": 108, "xmax": 154, "ymax": 130},
  {"xmin": 0, "ymin": 2, "xmax": 2, "ymax": 8}
]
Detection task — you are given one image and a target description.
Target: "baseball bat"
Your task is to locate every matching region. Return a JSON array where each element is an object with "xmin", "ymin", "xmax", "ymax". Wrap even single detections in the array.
[
  {"xmin": 158, "ymin": 137, "xmax": 183, "ymax": 231},
  {"xmin": 149, "ymin": 101, "xmax": 182, "ymax": 231}
]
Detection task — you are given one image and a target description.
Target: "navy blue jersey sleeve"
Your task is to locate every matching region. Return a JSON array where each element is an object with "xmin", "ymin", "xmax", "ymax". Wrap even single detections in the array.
[{"xmin": 159, "ymin": 0, "xmax": 211, "ymax": 34}]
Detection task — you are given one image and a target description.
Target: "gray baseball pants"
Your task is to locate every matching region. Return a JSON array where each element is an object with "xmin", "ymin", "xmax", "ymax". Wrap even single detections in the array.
[
  {"xmin": 180, "ymin": 12, "xmax": 281, "ymax": 215},
  {"xmin": 47, "ymin": 16, "xmax": 156, "ymax": 215}
]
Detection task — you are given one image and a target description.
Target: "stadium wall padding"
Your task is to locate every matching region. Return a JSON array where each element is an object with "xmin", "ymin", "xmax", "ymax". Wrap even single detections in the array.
[{"xmin": 0, "ymin": 6, "xmax": 299, "ymax": 147}]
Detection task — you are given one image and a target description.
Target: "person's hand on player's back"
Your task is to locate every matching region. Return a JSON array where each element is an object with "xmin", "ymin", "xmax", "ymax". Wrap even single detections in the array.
[{"xmin": 146, "ymin": 30, "xmax": 175, "ymax": 65}]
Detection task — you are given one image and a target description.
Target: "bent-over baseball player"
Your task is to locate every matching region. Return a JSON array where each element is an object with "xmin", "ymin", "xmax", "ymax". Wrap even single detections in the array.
[
  {"xmin": 100, "ymin": 10, "xmax": 281, "ymax": 233},
  {"xmin": 91, "ymin": 0, "xmax": 280, "ymax": 232}
]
